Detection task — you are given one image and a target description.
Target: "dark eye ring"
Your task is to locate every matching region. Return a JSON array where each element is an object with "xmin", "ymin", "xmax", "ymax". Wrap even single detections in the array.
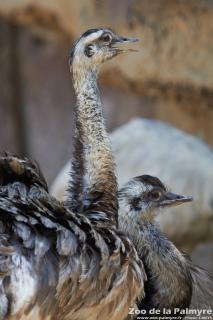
[
  {"xmin": 149, "ymin": 190, "xmax": 162, "ymax": 201},
  {"xmin": 84, "ymin": 44, "xmax": 94, "ymax": 57},
  {"xmin": 102, "ymin": 34, "xmax": 112, "ymax": 42}
]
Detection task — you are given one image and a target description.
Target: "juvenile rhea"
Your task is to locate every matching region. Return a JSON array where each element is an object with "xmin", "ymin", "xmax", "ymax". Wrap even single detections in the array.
[{"xmin": 119, "ymin": 175, "xmax": 213, "ymax": 317}]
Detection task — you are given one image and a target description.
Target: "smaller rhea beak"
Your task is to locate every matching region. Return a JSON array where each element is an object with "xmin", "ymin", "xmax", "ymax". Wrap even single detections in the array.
[
  {"xmin": 160, "ymin": 192, "xmax": 193, "ymax": 208},
  {"xmin": 112, "ymin": 35, "xmax": 139, "ymax": 54}
]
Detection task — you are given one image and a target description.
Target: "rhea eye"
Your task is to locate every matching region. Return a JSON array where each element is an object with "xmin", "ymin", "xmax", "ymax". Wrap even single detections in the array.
[
  {"xmin": 149, "ymin": 190, "xmax": 162, "ymax": 201},
  {"xmin": 84, "ymin": 44, "xmax": 94, "ymax": 57},
  {"xmin": 102, "ymin": 33, "xmax": 112, "ymax": 43}
]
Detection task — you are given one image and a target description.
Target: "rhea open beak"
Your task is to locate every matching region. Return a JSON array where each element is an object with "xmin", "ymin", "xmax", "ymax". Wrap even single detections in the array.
[
  {"xmin": 159, "ymin": 192, "xmax": 193, "ymax": 208},
  {"xmin": 111, "ymin": 35, "xmax": 139, "ymax": 54}
]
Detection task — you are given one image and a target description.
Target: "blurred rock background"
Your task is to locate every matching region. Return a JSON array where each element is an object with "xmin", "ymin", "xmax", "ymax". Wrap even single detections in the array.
[{"xmin": 0, "ymin": 1, "xmax": 212, "ymax": 273}]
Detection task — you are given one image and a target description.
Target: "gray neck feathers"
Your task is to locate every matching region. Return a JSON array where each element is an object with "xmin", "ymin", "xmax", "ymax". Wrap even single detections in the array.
[
  {"xmin": 66, "ymin": 113, "xmax": 85, "ymax": 213},
  {"xmin": 118, "ymin": 204, "xmax": 192, "ymax": 308},
  {"xmin": 70, "ymin": 67, "xmax": 118, "ymax": 226},
  {"xmin": 119, "ymin": 207, "xmax": 185, "ymax": 271}
]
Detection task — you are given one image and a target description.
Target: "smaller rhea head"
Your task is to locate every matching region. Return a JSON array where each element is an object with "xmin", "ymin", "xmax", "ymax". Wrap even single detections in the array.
[
  {"xmin": 118, "ymin": 175, "xmax": 193, "ymax": 223},
  {"xmin": 69, "ymin": 28, "xmax": 138, "ymax": 70}
]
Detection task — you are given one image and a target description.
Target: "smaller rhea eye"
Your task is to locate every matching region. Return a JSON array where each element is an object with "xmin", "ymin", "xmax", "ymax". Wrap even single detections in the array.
[
  {"xmin": 149, "ymin": 190, "xmax": 162, "ymax": 201},
  {"xmin": 84, "ymin": 44, "xmax": 94, "ymax": 57},
  {"xmin": 102, "ymin": 33, "xmax": 112, "ymax": 42}
]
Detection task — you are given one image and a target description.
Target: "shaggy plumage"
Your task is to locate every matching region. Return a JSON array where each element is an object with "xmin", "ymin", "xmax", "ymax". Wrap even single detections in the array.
[
  {"xmin": 0, "ymin": 154, "xmax": 144, "ymax": 320},
  {"xmin": 0, "ymin": 28, "xmax": 144, "ymax": 320},
  {"xmin": 118, "ymin": 175, "xmax": 213, "ymax": 318},
  {"xmin": 66, "ymin": 27, "xmax": 138, "ymax": 225}
]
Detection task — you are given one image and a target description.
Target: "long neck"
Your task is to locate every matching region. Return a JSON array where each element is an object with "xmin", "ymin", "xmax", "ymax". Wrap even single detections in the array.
[
  {"xmin": 118, "ymin": 207, "xmax": 192, "ymax": 309},
  {"xmin": 66, "ymin": 113, "xmax": 85, "ymax": 213},
  {"xmin": 70, "ymin": 66, "xmax": 118, "ymax": 226},
  {"xmin": 119, "ymin": 210, "xmax": 185, "ymax": 271}
]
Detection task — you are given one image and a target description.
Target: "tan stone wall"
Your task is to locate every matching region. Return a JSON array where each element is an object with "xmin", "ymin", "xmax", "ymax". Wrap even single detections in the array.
[{"xmin": 0, "ymin": 1, "xmax": 212, "ymax": 183}]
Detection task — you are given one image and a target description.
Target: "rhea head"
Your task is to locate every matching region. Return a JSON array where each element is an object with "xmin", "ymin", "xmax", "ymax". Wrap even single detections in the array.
[
  {"xmin": 118, "ymin": 175, "xmax": 193, "ymax": 225},
  {"xmin": 69, "ymin": 28, "xmax": 138, "ymax": 76}
]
